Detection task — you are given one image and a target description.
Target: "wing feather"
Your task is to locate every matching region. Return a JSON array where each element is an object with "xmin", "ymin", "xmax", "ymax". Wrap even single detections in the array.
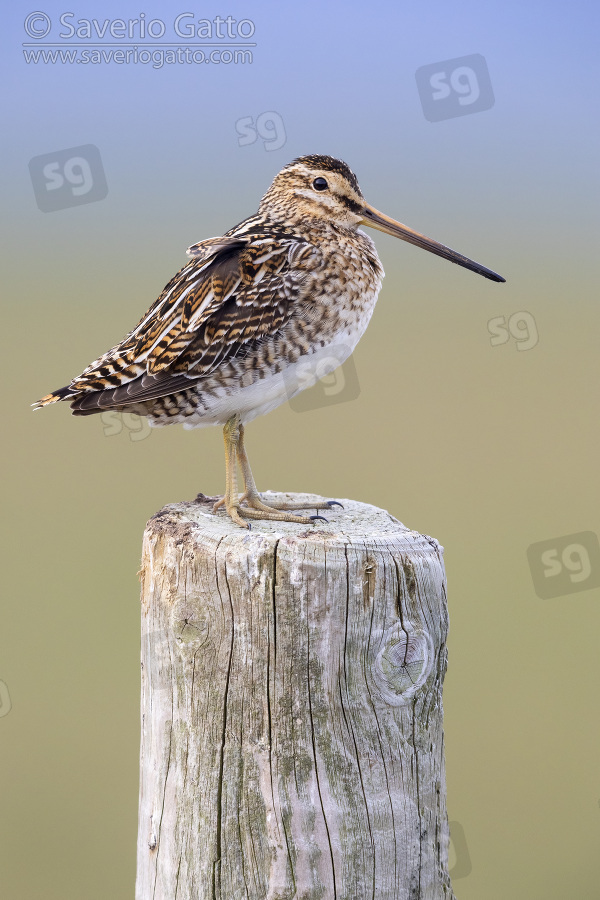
[{"xmin": 55, "ymin": 225, "xmax": 321, "ymax": 412}]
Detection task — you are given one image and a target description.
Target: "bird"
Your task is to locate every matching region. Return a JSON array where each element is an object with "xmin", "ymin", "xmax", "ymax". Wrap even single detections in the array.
[{"xmin": 33, "ymin": 154, "xmax": 505, "ymax": 527}]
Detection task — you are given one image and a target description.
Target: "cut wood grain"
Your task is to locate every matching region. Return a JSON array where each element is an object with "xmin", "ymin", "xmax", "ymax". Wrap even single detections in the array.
[{"xmin": 135, "ymin": 492, "xmax": 456, "ymax": 900}]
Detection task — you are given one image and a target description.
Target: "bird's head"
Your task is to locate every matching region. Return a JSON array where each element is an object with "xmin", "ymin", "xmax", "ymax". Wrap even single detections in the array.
[
  {"xmin": 260, "ymin": 154, "xmax": 505, "ymax": 283},
  {"xmin": 260, "ymin": 155, "xmax": 367, "ymax": 230}
]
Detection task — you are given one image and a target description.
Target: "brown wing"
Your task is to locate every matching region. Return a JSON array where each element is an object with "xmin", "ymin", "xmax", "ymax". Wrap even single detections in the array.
[{"xmin": 37, "ymin": 227, "xmax": 321, "ymax": 414}]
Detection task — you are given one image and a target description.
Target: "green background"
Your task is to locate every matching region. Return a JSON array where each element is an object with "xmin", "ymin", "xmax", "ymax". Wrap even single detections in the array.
[{"xmin": 2, "ymin": 1, "xmax": 599, "ymax": 897}]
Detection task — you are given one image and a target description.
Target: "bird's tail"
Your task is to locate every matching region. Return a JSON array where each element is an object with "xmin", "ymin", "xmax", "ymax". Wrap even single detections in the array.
[{"xmin": 31, "ymin": 385, "xmax": 78, "ymax": 410}]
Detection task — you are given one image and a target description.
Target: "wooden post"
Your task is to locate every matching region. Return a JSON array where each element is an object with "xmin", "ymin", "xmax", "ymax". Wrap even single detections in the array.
[{"xmin": 135, "ymin": 492, "xmax": 456, "ymax": 900}]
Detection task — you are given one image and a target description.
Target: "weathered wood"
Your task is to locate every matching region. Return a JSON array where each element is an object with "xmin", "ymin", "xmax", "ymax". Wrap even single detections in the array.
[{"xmin": 136, "ymin": 492, "xmax": 455, "ymax": 900}]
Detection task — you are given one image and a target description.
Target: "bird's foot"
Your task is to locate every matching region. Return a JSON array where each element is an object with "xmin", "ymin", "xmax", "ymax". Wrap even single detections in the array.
[
  {"xmin": 228, "ymin": 501, "xmax": 325, "ymax": 528},
  {"xmin": 214, "ymin": 491, "xmax": 335, "ymax": 528},
  {"xmin": 212, "ymin": 493, "xmax": 342, "ymax": 514},
  {"xmin": 212, "ymin": 492, "xmax": 246, "ymax": 513},
  {"xmin": 258, "ymin": 495, "xmax": 344, "ymax": 512}
]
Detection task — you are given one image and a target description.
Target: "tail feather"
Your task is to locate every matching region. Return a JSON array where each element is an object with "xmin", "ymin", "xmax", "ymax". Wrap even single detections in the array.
[{"xmin": 31, "ymin": 385, "xmax": 78, "ymax": 410}]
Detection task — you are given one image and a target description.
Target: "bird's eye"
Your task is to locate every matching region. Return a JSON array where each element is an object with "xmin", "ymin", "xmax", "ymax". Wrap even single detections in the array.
[{"xmin": 312, "ymin": 177, "xmax": 328, "ymax": 191}]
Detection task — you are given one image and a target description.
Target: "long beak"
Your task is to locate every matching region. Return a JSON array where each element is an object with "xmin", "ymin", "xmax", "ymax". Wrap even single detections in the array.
[{"xmin": 361, "ymin": 203, "xmax": 505, "ymax": 283}]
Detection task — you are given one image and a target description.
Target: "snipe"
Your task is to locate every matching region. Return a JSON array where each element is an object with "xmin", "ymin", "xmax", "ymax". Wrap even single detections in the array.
[{"xmin": 33, "ymin": 155, "xmax": 505, "ymax": 527}]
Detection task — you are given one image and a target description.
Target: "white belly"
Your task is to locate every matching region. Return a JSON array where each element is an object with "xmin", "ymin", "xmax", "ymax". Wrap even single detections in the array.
[
  {"xmin": 183, "ymin": 323, "xmax": 367, "ymax": 428},
  {"xmin": 147, "ymin": 300, "xmax": 378, "ymax": 430}
]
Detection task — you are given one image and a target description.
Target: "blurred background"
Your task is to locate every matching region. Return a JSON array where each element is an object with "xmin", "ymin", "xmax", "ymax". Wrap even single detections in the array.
[{"xmin": 2, "ymin": 1, "xmax": 599, "ymax": 897}]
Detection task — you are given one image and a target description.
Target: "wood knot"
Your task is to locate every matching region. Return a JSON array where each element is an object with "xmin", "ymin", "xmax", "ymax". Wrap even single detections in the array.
[{"xmin": 370, "ymin": 624, "xmax": 434, "ymax": 706}]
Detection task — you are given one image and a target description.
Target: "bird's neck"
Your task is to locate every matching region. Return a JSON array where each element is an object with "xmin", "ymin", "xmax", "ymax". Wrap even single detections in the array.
[{"xmin": 258, "ymin": 208, "xmax": 358, "ymax": 239}]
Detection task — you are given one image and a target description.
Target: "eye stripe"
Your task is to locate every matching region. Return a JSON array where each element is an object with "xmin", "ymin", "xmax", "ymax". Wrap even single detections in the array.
[{"xmin": 339, "ymin": 196, "xmax": 363, "ymax": 214}]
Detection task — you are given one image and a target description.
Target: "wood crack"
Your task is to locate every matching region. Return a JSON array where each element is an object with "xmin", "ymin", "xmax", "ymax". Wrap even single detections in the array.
[
  {"xmin": 307, "ymin": 588, "xmax": 337, "ymax": 900},
  {"xmin": 213, "ymin": 537, "xmax": 233, "ymax": 900},
  {"xmin": 342, "ymin": 544, "xmax": 375, "ymax": 895}
]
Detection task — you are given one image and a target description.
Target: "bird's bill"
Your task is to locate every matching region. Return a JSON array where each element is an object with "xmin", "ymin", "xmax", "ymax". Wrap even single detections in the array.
[{"xmin": 361, "ymin": 203, "xmax": 505, "ymax": 283}]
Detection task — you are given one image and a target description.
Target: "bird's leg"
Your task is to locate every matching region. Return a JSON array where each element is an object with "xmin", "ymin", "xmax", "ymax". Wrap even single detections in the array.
[
  {"xmin": 213, "ymin": 416, "xmax": 341, "ymax": 526},
  {"xmin": 211, "ymin": 417, "xmax": 260, "ymax": 513},
  {"xmin": 236, "ymin": 423, "xmax": 340, "ymax": 515},
  {"xmin": 213, "ymin": 414, "xmax": 248, "ymax": 527},
  {"xmin": 214, "ymin": 416, "xmax": 319, "ymax": 526}
]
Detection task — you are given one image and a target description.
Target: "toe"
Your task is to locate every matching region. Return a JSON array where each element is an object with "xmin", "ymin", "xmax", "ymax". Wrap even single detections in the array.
[{"xmin": 227, "ymin": 506, "xmax": 251, "ymax": 529}]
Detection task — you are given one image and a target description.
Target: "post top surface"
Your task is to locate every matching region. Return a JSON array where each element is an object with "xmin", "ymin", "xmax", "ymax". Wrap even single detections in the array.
[{"xmin": 146, "ymin": 491, "xmax": 442, "ymax": 554}]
